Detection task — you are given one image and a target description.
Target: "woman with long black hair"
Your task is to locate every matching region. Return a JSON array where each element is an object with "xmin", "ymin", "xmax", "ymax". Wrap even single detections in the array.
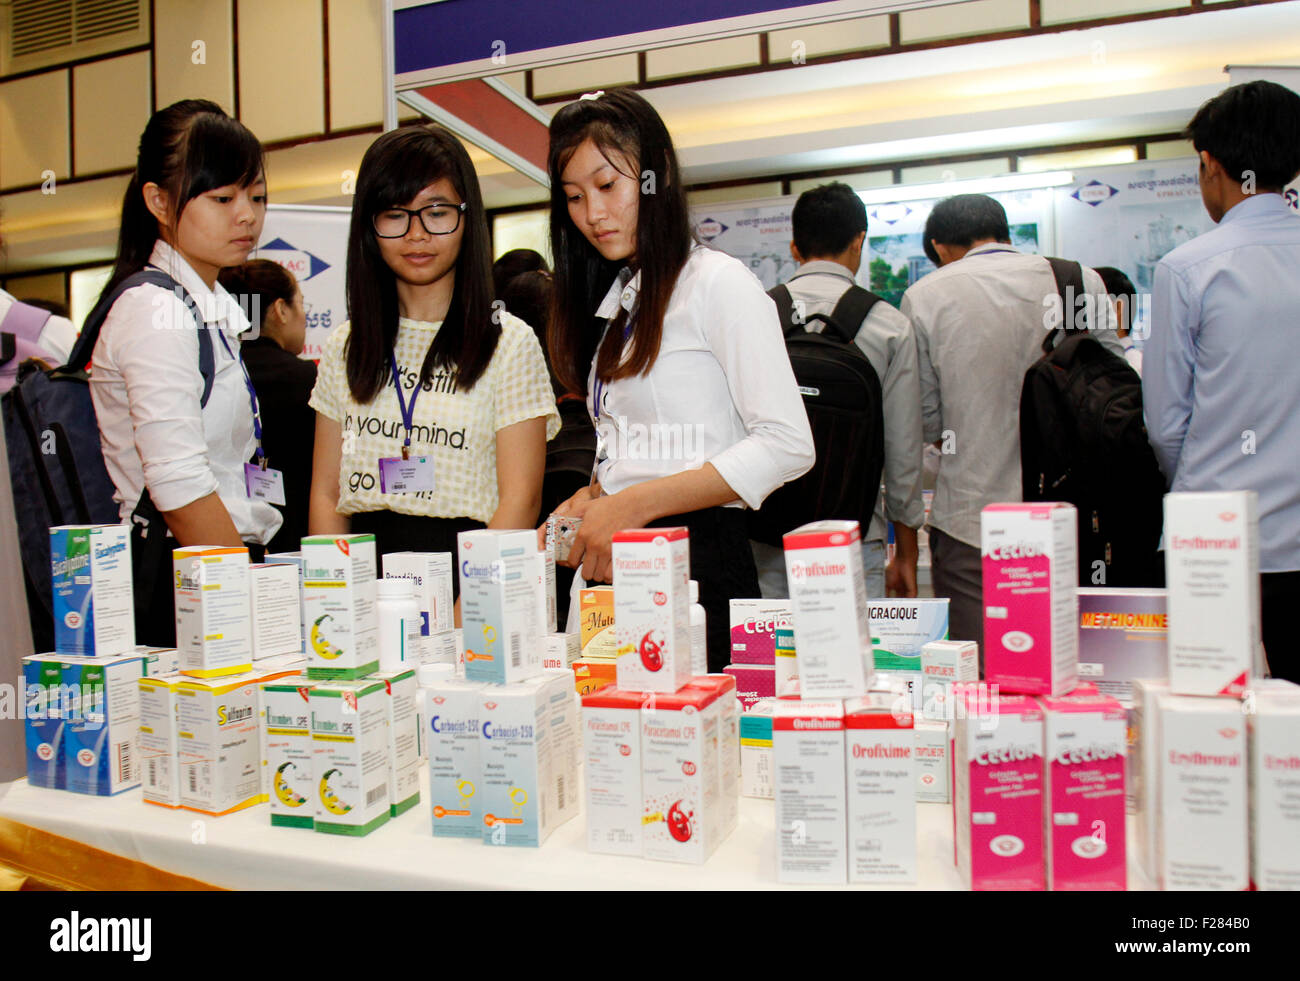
[
  {"xmin": 308, "ymin": 125, "xmax": 558, "ymax": 586},
  {"xmin": 89, "ymin": 99, "xmax": 278, "ymax": 645},
  {"xmin": 546, "ymin": 89, "xmax": 815, "ymax": 671}
]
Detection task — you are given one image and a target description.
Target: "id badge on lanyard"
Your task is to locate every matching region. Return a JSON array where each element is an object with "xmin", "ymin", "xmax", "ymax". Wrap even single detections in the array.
[
  {"xmin": 216, "ymin": 330, "xmax": 287, "ymax": 505},
  {"xmin": 378, "ymin": 352, "xmax": 436, "ymax": 494}
]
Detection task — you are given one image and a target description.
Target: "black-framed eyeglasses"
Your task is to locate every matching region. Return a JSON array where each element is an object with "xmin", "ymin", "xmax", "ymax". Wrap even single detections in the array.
[{"xmin": 372, "ymin": 202, "xmax": 467, "ymax": 238}]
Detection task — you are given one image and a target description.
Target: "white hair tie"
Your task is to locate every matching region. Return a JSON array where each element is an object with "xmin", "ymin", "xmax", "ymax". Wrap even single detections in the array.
[{"xmin": 579, "ymin": 90, "xmax": 605, "ymax": 101}]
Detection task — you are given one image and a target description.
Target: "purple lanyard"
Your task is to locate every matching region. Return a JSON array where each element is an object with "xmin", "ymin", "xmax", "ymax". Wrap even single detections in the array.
[
  {"xmin": 389, "ymin": 352, "xmax": 419, "ymax": 459},
  {"xmin": 215, "ymin": 328, "xmax": 266, "ymax": 467}
]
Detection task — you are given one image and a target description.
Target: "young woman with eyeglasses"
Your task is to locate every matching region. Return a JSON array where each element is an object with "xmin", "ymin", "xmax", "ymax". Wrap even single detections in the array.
[
  {"xmin": 546, "ymin": 90, "xmax": 814, "ymax": 671},
  {"xmin": 308, "ymin": 125, "xmax": 559, "ymax": 590}
]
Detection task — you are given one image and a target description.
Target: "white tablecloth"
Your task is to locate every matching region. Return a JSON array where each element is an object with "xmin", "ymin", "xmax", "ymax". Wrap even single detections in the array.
[{"xmin": 0, "ymin": 772, "xmax": 1154, "ymax": 891}]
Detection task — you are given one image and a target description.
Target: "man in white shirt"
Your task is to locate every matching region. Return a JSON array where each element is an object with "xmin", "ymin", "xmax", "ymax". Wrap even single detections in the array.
[
  {"xmin": 902, "ymin": 194, "xmax": 1121, "ymax": 644},
  {"xmin": 752, "ymin": 182, "xmax": 926, "ymax": 600}
]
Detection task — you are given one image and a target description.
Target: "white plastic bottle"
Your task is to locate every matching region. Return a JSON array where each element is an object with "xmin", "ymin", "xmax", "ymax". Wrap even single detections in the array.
[
  {"xmin": 376, "ymin": 577, "xmax": 422, "ymax": 672},
  {"xmin": 689, "ymin": 579, "xmax": 707, "ymax": 676}
]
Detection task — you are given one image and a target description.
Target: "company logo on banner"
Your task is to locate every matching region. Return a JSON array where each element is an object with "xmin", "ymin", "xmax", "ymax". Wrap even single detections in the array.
[
  {"xmin": 1071, "ymin": 180, "xmax": 1119, "ymax": 207},
  {"xmin": 695, "ymin": 217, "xmax": 729, "ymax": 241},
  {"xmin": 258, "ymin": 237, "xmax": 332, "ymax": 282},
  {"xmin": 257, "ymin": 206, "xmax": 349, "ymax": 362}
]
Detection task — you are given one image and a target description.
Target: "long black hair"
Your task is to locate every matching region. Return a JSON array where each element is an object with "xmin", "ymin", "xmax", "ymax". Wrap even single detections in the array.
[
  {"xmin": 344, "ymin": 124, "xmax": 497, "ymax": 403},
  {"xmin": 99, "ymin": 99, "xmax": 264, "ymax": 302},
  {"xmin": 546, "ymin": 89, "xmax": 693, "ymax": 396}
]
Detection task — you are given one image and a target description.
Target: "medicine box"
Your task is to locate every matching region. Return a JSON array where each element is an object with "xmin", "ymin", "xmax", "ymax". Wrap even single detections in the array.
[
  {"xmin": 1130, "ymin": 677, "xmax": 1170, "ymax": 883},
  {"xmin": 175, "ymin": 673, "xmax": 263, "ymax": 815},
  {"xmin": 981, "ymin": 503, "xmax": 1078, "ymax": 696},
  {"xmin": 580, "ymin": 586, "xmax": 616, "ymax": 659},
  {"xmin": 722, "ymin": 662, "xmax": 775, "ymax": 712},
  {"xmin": 249, "ymin": 563, "xmax": 303, "ymax": 661},
  {"xmin": 310, "ymin": 680, "xmax": 391, "ymax": 837},
  {"xmin": 542, "ymin": 632, "xmax": 580, "ymax": 671},
  {"xmin": 479, "ymin": 673, "xmax": 578, "ymax": 847},
  {"xmin": 426, "ymin": 679, "xmax": 487, "ymax": 838},
  {"xmin": 844, "ymin": 694, "xmax": 916, "ymax": 884},
  {"xmin": 173, "ymin": 546, "xmax": 252, "ymax": 678},
  {"xmin": 1163, "ymin": 492, "xmax": 1261, "ymax": 697},
  {"xmin": 61, "ymin": 651, "xmax": 145, "ymax": 796},
  {"xmin": 369, "ymin": 669, "xmax": 421, "ymax": 818},
  {"xmin": 264, "ymin": 551, "xmax": 308, "ymax": 655},
  {"xmin": 1157, "ymin": 694, "xmax": 1248, "ymax": 890},
  {"xmin": 613, "ymin": 527, "xmax": 692, "ymax": 694},
  {"xmin": 783, "ymin": 521, "xmax": 874, "ymax": 698},
  {"xmin": 459, "ymin": 529, "xmax": 542, "ymax": 685},
  {"xmin": 870, "ymin": 598, "xmax": 950, "ymax": 672},
  {"xmin": 302, "ymin": 534, "xmax": 379, "ymax": 681},
  {"xmin": 262, "ymin": 681, "xmax": 314, "ymax": 828},
  {"xmin": 1249, "ymin": 686, "xmax": 1300, "ymax": 891},
  {"xmin": 23, "ymin": 655, "xmax": 70, "ymax": 789},
  {"xmin": 1040, "ymin": 694, "xmax": 1127, "ymax": 890},
  {"xmin": 1076, "ymin": 588, "xmax": 1167, "ymax": 703},
  {"xmin": 581, "ymin": 687, "xmax": 645, "ymax": 855},
  {"xmin": 739, "ymin": 699, "xmax": 774, "ymax": 799},
  {"xmin": 954, "ymin": 692, "xmax": 1044, "ymax": 890},
  {"xmin": 50, "ymin": 524, "xmax": 134, "ymax": 657},
  {"xmin": 728, "ymin": 599, "xmax": 792, "ymax": 665},
  {"xmin": 641, "ymin": 686, "xmax": 724, "ymax": 864},
  {"xmin": 773, "ymin": 699, "xmax": 847, "ymax": 883},
  {"xmin": 913, "ymin": 717, "xmax": 949, "ymax": 803},
  {"xmin": 138, "ymin": 675, "xmax": 180, "ymax": 807}
]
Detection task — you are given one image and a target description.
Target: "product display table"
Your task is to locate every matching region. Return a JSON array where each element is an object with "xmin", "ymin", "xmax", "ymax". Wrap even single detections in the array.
[{"xmin": 0, "ymin": 771, "xmax": 1156, "ymax": 890}]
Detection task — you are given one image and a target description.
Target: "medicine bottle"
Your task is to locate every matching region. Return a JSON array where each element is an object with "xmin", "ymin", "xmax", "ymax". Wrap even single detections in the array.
[
  {"xmin": 689, "ymin": 579, "xmax": 707, "ymax": 675},
  {"xmin": 377, "ymin": 577, "xmax": 421, "ymax": 672}
]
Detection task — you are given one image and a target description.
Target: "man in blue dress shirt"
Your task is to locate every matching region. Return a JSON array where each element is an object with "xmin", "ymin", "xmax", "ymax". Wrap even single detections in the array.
[{"xmin": 1144, "ymin": 80, "xmax": 1300, "ymax": 683}]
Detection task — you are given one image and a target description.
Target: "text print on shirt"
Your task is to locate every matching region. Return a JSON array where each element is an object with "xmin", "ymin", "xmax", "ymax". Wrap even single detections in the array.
[{"xmin": 341, "ymin": 358, "xmax": 467, "ymax": 496}]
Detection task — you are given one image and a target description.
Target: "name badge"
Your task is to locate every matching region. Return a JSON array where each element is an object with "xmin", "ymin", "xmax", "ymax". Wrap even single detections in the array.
[
  {"xmin": 379, "ymin": 455, "xmax": 436, "ymax": 494},
  {"xmin": 243, "ymin": 463, "xmax": 286, "ymax": 505}
]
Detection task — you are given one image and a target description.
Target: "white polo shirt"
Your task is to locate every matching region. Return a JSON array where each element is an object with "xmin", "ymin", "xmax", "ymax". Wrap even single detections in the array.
[
  {"xmin": 589, "ymin": 246, "xmax": 814, "ymax": 510},
  {"xmin": 89, "ymin": 240, "xmax": 282, "ymax": 544}
]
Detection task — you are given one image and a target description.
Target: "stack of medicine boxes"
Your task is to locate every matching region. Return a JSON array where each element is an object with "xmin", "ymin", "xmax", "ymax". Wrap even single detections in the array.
[
  {"xmin": 772, "ymin": 520, "xmax": 918, "ymax": 885},
  {"xmin": 25, "ymin": 525, "xmax": 179, "ymax": 798},
  {"xmin": 262, "ymin": 533, "xmax": 417, "ymax": 836},
  {"xmin": 424, "ymin": 529, "xmax": 579, "ymax": 847},
  {"xmin": 1130, "ymin": 492, "xmax": 1300, "ymax": 892},
  {"xmin": 138, "ymin": 545, "xmax": 305, "ymax": 816},
  {"xmin": 580, "ymin": 527, "xmax": 741, "ymax": 864}
]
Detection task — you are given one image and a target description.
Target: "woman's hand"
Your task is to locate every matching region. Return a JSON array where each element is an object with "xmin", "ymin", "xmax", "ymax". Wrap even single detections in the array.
[
  {"xmin": 563, "ymin": 485, "xmax": 654, "ymax": 584},
  {"xmin": 537, "ymin": 482, "xmax": 601, "ymax": 550}
]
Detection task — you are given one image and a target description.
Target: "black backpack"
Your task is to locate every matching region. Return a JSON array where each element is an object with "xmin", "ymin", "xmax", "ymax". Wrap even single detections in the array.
[
  {"xmin": 748, "ymin": 283, "xmax": 886, "ymax": 547},
  {"xmin": 3, "ymin": 269, "xmax": 213, "ymax": 651},
  {"xmin": 1019, "ymin": 258, "xmax": 1165, "ymax": 587}
]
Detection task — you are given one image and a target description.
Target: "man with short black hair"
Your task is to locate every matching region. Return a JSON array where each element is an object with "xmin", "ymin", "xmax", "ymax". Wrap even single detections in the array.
[
  {"xmin": 752, "ymin": 182, "xmax": 925, "ymax": 600},
  {"xmin": 1144, "ymin": 79, "xmax": 1300, "ymax": 683},
  {"xmin": 903, "ymin": 194, "xmax": 1121, "ymax": 644}
]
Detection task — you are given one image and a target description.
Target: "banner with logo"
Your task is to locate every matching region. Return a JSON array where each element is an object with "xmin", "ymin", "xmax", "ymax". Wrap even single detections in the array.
[
  {"xmin": 255, "ymin": 204, "xmax": 351, "ymax": 361},
  {"xmin": 691, "ymin": 196, "xmax": 798, "ymax": 290},
  {"xmin": 1054, "ymin": 158, "xmax": 1214, "ymax": 298}
]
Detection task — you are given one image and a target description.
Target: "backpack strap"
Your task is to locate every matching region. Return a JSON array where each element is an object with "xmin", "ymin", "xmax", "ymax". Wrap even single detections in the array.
[
  {"xmin": 67, "ymin": 268, "xmax": 216, "ymax": 408},
  {"xmin": 1043, "ymin": 257, "xmax": 1088, "ymax": 354},
  {"xmin": 768, "ymin": 284, "xmax": 799, "ymax": 336},
  {"xmin": 826, "ymin": 285, "xmax": 881, "ymax": 343}
]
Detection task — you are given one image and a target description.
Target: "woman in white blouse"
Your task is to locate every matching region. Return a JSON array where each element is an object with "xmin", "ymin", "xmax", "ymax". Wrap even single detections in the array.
[
  {"xmin": 546, "ymin": 89, "xmax": 814, "ymax": 671},
  {"xmin": 89, "ymin": 100, "xmax": 280, "ymax": 645}
]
